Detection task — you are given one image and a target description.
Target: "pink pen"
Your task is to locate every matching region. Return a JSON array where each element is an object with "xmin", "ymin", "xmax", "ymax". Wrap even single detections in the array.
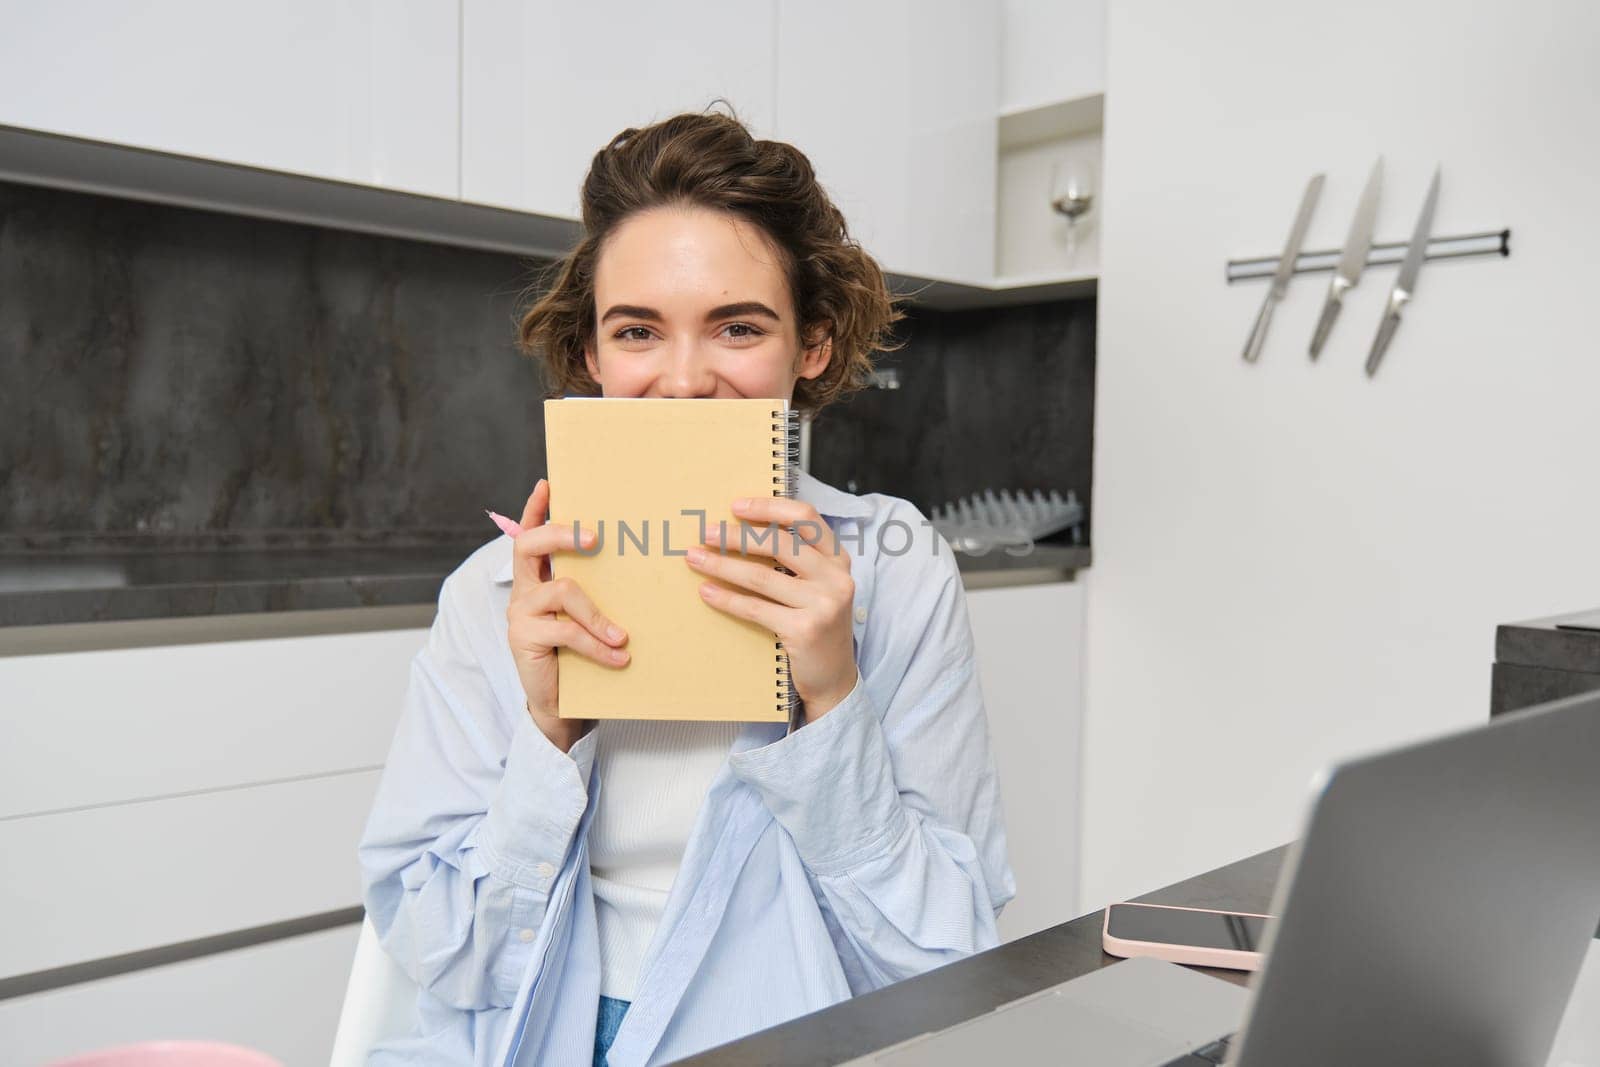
[{"xmin": 484, "ymin": 510, "xmax": 523, "ymax": 539}]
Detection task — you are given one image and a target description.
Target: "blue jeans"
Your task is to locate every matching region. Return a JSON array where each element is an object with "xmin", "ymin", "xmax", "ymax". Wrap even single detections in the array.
[{"xmin": 594, "ymin": 995, "xmax": 631, "ymax": 1067}]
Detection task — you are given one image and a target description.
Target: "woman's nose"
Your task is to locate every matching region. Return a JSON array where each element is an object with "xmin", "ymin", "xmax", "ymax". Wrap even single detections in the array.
[{"xmin": 659, "ymin": 340, "xmax": 718, "ymax": 398}]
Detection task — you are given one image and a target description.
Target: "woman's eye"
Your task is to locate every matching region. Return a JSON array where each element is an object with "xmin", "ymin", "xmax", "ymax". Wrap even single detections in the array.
[
  {"xmin": 616, "ymin": 326, "xmax": 652, "ymax": 342},
  {"xmin": 724, "ymin": 323, "xmax": 764, "ymax": 341}
]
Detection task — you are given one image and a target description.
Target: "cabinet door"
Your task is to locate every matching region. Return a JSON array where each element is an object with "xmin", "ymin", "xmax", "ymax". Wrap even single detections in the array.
[
  {"xmin": 461, "ymin": 0, "xmax": 778, "ymax": 218},
  {"xmin": 0, "ymin": 770, "xmax": 378, "ymax": 977},
  {"xmin": 966, "ymin": 579, "xmax": 1085, "ymax": 942},
  {"xmin": 0, "ymin": 625, "xmax": 423, "ymax": 976},
  {"xmin": 775, "ymin": 0, "xmax": 997, "ymax": 283},
  {"xmin": 1000, "ymin": 0, "xmax": 1105, "ymax": 111},
  {"xmin": 0, "ymin": 924, "xmax": 359, "ymax": 1064},
  {"xmin": 0, "ymin": 0, "xmax": 460, "ymax": 198}
]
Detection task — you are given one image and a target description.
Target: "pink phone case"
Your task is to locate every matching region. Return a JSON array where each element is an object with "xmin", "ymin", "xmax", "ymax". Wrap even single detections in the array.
[{"xmin": 1101, "ymin": 901, "xmax": 1271, "ymax": 972}]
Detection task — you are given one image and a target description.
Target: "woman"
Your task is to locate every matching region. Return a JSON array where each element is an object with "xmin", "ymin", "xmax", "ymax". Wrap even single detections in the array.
[{"xmin": 359, "ymin": 109, "xmax": 1014, "ymax": 1067}]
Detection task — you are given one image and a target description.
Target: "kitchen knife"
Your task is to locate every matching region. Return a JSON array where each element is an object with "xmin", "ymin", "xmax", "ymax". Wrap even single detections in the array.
[
  {"xmin": 1309, "ymin": 158, "xmax": 1383, "ymax": 359},
  {"xmin": 1243, "ymin": 173, "xmax": 1325, "ymax": 363},
  {"xmin": 1366, "ymin": 167, "xmax": 1441, "ymax": 377}
]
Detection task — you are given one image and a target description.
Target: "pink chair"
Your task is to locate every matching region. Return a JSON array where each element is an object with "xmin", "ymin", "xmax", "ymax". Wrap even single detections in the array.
[{"xmin": 45, "ymin": 1042, "xmax": 284, "ymax": 1067}]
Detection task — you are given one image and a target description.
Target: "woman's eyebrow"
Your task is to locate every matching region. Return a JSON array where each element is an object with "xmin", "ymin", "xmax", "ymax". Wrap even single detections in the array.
[
  {"xmin": 706, "ymin": 301, "xmax": 781, "ymax": 322},
  {"xmin": 599, "ymin": 302, "xmax": 781, "ymax": 325}
]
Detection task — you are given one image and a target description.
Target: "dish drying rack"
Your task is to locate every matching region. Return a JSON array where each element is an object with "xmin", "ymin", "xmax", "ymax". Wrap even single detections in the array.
[{"xmin": 929, "ymin": 488, "xmax": 1084, "ymax": 554}]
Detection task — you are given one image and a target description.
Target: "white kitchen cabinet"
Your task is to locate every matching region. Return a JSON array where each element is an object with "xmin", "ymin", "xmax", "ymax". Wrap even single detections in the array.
[
  {"xmin": 0, "ymin": 624, "xmax": 426, "ymax": 977},
  {"xmin": 0, "ymin": 769, "xmax": 379, "ymax": 976},
  {"xmin": 965, "ymin": 578, "xmax": 1085, "ymax": 942},
  {"xmin": 775, "ymin": 0, "xmax": 998, "ymax": 284},
  {"xmin": 0, "ymin": 1, "xmax": 460, "ymax": 198},
  {"xmin": 0, "ymin": 923, "xmax": 359, "ymax": 1064},
  {"xmin": 1000, "ymin": 0, "xmax": 1105, "ymax": 113},
  {"xmin": 0, "ymin": 626, "xmax": 426, "ymax": 819},
  {"xmin": 460, "ymin": 0, "xmax": 778, "ymax": 218}
]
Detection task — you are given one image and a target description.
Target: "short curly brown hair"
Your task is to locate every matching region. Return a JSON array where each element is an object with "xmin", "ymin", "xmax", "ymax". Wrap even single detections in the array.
[{"xmin": 517, "ymin": 105, "xmax": 904, "ymax": 417}]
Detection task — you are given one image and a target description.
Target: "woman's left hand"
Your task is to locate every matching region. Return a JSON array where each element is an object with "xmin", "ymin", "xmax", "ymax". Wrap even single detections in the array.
[{"xmin": 685, "ymin": 497, "xmax": 858, "ymax": 722}]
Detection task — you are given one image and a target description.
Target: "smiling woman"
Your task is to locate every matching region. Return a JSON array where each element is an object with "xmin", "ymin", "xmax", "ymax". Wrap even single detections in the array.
[
  {"xmin": 519, "ymin": 109, "xmax": 902, "ymax": 415},
  {"xmin": 357, "ymin": 107, "xmax": 1014, "ymax": 1067}
]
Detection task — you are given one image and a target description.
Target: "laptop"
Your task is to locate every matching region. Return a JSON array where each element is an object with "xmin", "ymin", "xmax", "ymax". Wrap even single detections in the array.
[{"xmin": 852, "ymin": 689, "xmax": 1600, "ymax": 1066}]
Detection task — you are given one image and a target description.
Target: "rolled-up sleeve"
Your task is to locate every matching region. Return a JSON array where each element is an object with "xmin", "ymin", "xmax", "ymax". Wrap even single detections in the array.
[
  {"xmin": 358, "ymin": 567, "xmax": 596, "ymax": 1011},
  {"xmin": 728, "ymin": 517, "xmax": 1015, "ymax": 991}
]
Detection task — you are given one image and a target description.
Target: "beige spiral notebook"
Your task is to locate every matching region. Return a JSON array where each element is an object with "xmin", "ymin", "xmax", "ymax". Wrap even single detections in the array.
[{"xmin": 543, "ymin": 397, "xmax": 800, "ymax": 722}]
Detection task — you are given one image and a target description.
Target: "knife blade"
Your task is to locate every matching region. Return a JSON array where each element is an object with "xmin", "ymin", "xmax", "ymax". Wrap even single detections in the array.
[
  {"xmin": 1243, "ymin": 173, "xmax": 1325, "ymax": 363},
  {"xmin": 1366, "ymin": 167, "xmax": 1441, "ymax": 377},
  {"xmin": 1310, "ymin": 158, "xmax": 1383, "ymax": 359}
]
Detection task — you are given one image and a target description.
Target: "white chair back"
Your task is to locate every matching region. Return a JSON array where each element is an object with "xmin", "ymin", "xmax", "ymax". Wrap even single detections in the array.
[{"xmin": 328, "ymin": 916, "xmax": 419, "ymax": 1066}]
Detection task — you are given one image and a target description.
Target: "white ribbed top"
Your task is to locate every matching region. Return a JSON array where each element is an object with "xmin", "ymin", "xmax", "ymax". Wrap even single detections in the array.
[{"xmin": 588, "ymin": 718, "xmax": 742, "ymax": 1000}]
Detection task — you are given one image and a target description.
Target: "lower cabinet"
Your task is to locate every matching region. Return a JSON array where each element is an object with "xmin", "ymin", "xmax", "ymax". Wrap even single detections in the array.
[
  {"xmin": 965, "ymin": 579, "xmax": 1086, "ymax": 943},
  {"xmin": 0, "ymin": 621, "xmax": 429, "ymax": 1060},
  {"xmin": 0, "ymin": 923, "xmax": 360, "ymax": 1064}
]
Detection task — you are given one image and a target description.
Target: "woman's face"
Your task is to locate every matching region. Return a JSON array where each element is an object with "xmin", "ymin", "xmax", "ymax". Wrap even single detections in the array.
[{"xmin": 583, "ymin": 206, "xmax": 829, "ymax": 402}]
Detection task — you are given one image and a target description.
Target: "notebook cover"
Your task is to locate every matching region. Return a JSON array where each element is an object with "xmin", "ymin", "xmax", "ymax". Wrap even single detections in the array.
[{"xmin": 543, "ymin": 397, "xmax": 794, "ymax": 722}]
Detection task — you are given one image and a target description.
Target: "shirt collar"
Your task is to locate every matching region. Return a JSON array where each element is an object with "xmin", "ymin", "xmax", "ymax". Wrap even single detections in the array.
[{"xmin": 490, "ymin": 470, "xmax": 871, "ymax": 584}]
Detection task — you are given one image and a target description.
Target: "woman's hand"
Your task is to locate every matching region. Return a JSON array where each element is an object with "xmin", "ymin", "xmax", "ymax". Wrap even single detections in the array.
[
  {"xmin": 685, "ymin": 497, "xmax": 859, "ymax": 723},
  {"xmin": 506, "ymin": 478, "xmax": 630, "ymax": 752}
]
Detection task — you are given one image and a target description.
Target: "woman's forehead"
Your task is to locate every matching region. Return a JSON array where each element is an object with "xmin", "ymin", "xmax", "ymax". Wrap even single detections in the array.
[{"xmin": 594, "ymin": 207, "xmax": 791, "ymax": 317}]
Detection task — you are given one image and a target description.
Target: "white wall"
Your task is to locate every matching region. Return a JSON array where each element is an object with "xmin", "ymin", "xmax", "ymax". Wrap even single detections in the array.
[{"xmin": 1084, "ymin": 0, "xmax": 1600, "ymax": 908}]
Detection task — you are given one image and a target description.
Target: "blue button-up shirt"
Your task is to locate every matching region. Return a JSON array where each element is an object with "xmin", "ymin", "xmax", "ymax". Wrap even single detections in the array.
[{"xmin": 358, "ymin": 470, "xmax": 1015, "ymax": 1065}]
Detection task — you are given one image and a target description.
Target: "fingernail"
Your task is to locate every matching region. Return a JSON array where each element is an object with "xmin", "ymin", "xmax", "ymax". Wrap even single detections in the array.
[
  {"xmin": 610, "ymin": 648, "xmax": 629, "ymax": 663},
  {"xmin": 580, "ymin": 529, "xmax": 597, "ymax": 546},
  {"xmin": 686, "ymin": 546, "xmax": 706, "ymax": 564},
  {"xmin": 606, "ymin": 623, "xmax": 625, "ymax": 642},
  {"xmin": 732, "ymin": 498, "xmax": 751, "ymax": 512}
]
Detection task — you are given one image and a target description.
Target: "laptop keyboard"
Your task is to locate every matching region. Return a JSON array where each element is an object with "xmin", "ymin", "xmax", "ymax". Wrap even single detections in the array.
[{"xmin": 1159, "ymin": 1032, "xmax": 1235, "ymax": 1065}]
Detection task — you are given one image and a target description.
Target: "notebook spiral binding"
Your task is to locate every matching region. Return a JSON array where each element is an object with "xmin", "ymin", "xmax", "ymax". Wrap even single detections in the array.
[
  {"xmin": 771, "ymin": 407, "xmax": 801, "ymax": 499},
  {"xmin": 772, "ymin": 407, "xmax": 802, "ymax": 720}
]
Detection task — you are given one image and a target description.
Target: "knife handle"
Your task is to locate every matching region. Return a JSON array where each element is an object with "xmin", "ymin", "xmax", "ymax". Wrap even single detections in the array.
[
  {"xmin": 1366, "ymin": 313, "xmax": 1401, "ymax": 377},
  {"xmin": 1309, "ymin": 298, "xmax": 1342, "ymax": 360},
  {"xmin": 1310, "ymin": 277, "xmax": 1354, "ymax": 360},
  {"xmin": 1243, "ymin": 296, "xmax": 1277, "ymax": 363}
]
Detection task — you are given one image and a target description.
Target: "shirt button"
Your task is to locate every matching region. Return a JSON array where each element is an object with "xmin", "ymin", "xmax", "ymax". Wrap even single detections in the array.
[
  {"xmin": 519, "ymin": 928, "xmax": 535, "ymax": 943},
  {"xmin": 853, "ymin": 605, "xmax": 869, "ymax": 624},
  {"xmin": 534, "ymin": 862, "xmax": 555, "ymax": 879}
]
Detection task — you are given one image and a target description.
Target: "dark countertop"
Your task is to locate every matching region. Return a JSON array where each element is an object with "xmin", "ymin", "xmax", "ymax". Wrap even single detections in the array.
[
  {"xmin": 1491, "ymin": 607, "xmax": 1600, "ymax": 716},
  {"xmin": 952, "ymin": 542, "xmax": 1090, "ymax": 590},
  {"xmin": 670, "ymin": 847, "xmax": 1285, "ymax": 1066},
  {"xmin": 1496, "ymin": 608, "xmax": 1600, "ymax": 675},
  {"xmin": 0, "ymin": 542, "xmax": 479, "ymax": 628},
  {"xmin": 0, "ymin": 537, "xmax": 1088, "ymax": 630}
]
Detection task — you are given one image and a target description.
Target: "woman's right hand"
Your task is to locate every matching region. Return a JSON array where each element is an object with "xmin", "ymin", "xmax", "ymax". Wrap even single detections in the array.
[{"xmin": 506, "ymin": 477, "xmax": 629, "ymax": 753}]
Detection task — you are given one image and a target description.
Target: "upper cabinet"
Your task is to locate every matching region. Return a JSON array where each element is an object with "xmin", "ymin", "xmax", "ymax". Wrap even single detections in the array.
[
  {"xmin": 774, "ymin": 0, "xmax": 998, "ymax": 285},
  {"xmin": 0, "ymin": 1, "xmax": 1009, "ymax": 292},
  {"xmin": 0, "ymin": 0, "xmax": 460, "ymax": 198},
  {"xmin": 460, "ymin": 0, "xmax": 778, "ymax": 219},
  {"xmin": 461, "ymin": 0, "xmax": 995, "ymax": 283},
  {"xmin": 1000, "ymin": 0, "xmax": 1105, "ymax": 113},
  {"xmin": 995, "ymin": 0, "xmax": 1106, "ymax": 283}
]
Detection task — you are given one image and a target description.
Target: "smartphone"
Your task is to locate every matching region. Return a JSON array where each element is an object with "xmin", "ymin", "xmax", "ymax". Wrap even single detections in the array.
[{"xmin": 1101, "ymin": 901, "xmax": 1272, "ymax": 972}]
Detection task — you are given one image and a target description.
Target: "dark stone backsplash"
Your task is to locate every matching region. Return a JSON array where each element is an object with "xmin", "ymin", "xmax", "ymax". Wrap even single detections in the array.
[
  {"xmin": 808, "ymin": 299, "xmax": 1096, "ymax": 539},
  {"xmin": 1, "ymin": 179, "xmax": 1094, "ymax": 553},
  {"xmin": 0, "ymin": 180, "xmax": 552, "ymax": 549}
]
